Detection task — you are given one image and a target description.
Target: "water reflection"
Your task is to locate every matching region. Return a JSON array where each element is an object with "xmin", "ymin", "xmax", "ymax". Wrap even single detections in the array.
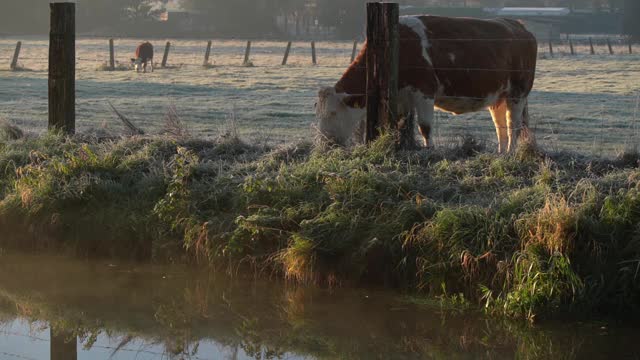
[
  {"xmin": 0, "ymin": 253, "xmax": 637, "ymax": 360},
  {"xmin": 50, "ymin": 328, "xmax": 77, "ymax": 360}
]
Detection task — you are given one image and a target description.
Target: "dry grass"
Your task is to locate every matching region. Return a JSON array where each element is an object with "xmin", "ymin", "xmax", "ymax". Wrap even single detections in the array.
[
  {"xmin": 96, "ymin": 61, "xmax": 130, "ymax": 72},
  {"xmin": 107, "ymin": 101, "xmax": 144, "ymax": 136},
  {"xmin": 517, "ymin": 195, "xmax": 577, "ymax": 255},
  {"xmin": 162, "ymin": 105, "xmax": 191, "ymax": 139},
  {"xmin": 0, "ymin": 119, "xmax": 24, "ymax": 140}
]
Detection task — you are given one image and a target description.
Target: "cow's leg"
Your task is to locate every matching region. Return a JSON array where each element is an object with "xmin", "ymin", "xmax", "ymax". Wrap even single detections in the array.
[
  {"xmin": 489, "ymin": 100, "xmax": 508, "ymax": 154},
  {"xmin": 150, "ymin": 59, "xmax": 154, "ymax": 73},
  {"xmin": 506, "ymin": 98, "xmax": 526, "ymax": 153},
  {"xmin": 414, "ymin": 94, "xmax": 435, "ymax": 148},
  {"xmin": 143, "ymin": 61, "xmax": 147, "ymax": 73}
]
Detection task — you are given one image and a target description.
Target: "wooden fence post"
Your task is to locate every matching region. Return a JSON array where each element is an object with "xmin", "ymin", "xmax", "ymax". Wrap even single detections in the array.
[
  {"xmin": 607, "ymin": 38, "xmax": 614, "ymax": 55},
  {"xmin": 350, "ymin": 40, "xmax": 358, "ymax": 63},
  {"xmin": 569, "ymin": 38, "xmax": 575, "ymax": 55},
  {"xmin": 629, "ymin": 39, "xmax": 633, "ymax": 54},
  {"xmin": 548, "ymin": 38, "xmax": 554, "ymax": 57},
  {"xmin": 161, "ymin": 41, "xmax": 170, "ymax": 67},
  {"xmin": 108, "ymin": 38, "xmax": 115, "ymax": 71},
  {"xmin": 243, "ymin": 40, "xmax": 252, "ymax": 65},
  {"xmin": 365, "ymin": 2, "xmax": 400, "ymax": 145},
  {"xmin": 282, "ymin": 41, "xmax": 292, "ymax": 65},
  {"xmin": 311, "ymin": 41, "xmax": 317, "ymax": 65},
  {"xmin": 10, "ymin": 41, "xmax": 21, "ymax": 70},
  {"xmin": 203, "ymin": 40, "xmax": 212, "ymax": 66},
  {"xmin": 49, "ymin": 2, "xmax": 75, "ymax": 135},
  {"xmin": 589, "ymin": 37, "xmax": 595, "ymax": 55}
]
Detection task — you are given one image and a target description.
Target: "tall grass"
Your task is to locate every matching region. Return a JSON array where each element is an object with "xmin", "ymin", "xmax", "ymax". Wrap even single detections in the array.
[{"xmin": 0, "ymin": 130, "xmax": 638, "ymax": 320}]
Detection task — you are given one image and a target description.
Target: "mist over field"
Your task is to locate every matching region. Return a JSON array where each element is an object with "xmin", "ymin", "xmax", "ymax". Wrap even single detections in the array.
[
  {"xmin": 1, "ymin": 2, "xmax": 640, "ymax": 359},
  {"xmin": 0, "ymin": 1, "xmax": 638, "ymax": 40}
]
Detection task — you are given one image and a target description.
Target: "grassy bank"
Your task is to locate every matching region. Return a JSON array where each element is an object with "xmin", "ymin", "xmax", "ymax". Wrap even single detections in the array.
[{"xmin": 0, "ymin": 130, "xmax": 638, "ymax": 320}]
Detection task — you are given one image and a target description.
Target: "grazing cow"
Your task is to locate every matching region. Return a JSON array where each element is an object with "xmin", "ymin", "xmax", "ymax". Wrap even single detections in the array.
[
  {"xmin": 131, "ymin": 42, "xmax": 154, "ymax": 73},
  {"xmin": 316, "ymin": 16, "xmax": 538, "ymax": 153}
]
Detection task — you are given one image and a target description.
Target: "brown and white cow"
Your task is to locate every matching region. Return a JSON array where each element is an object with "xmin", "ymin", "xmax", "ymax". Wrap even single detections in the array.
[
  {"xmin": 131, "ymin": 42, "xmax": 154, "ymax": 73},
  {"xmin": 316, "ymin": 16, "xmax": 538, "ymax": 153}
]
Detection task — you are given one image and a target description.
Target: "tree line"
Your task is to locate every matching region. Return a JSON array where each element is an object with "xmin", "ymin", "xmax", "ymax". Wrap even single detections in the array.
[
  {"xmin": 0, "ymin": 0, "xmax": 167, "ymax": 35},
  {"xmin": 0, "ymin": 0, "xmax": 637, "ymax": 40}
]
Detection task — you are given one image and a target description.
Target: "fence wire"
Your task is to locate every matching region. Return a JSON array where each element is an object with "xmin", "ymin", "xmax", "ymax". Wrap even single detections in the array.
[{"xmin": 0, "ymin": 38, "xmax": 639, "ymax": 155}]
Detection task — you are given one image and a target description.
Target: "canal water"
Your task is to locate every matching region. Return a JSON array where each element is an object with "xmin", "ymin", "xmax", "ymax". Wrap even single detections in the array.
[{"xmin": 0, "ymin": 253, "xmax": 637, "ymax": 360}]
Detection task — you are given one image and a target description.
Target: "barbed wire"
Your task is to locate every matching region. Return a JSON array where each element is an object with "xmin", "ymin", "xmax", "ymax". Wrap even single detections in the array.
[
  {"xmin": 2, "ymin": 38, "xmax": 635, "ymax": 61},
  {"xmin": 3, "ymin": 59, "xmax": 640, "ymax": 74},
  {"xmin": 1, "ymin": 40, "xmax": 638, "ymax": 151}
]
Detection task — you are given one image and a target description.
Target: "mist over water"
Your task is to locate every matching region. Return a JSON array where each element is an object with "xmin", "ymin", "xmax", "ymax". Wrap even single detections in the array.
[{"xmin": 0, "ymin": 253, "xmax": 637, "ymax": 360}]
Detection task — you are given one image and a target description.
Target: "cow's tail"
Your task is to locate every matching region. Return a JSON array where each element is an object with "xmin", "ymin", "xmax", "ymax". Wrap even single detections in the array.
[
  {"xmin": 520, "ymin": 98, "xmax": 536, "ymax": 145},
  {"xmin": 522, "ymin": 99, "xmax": 529, "ymax": 129}
]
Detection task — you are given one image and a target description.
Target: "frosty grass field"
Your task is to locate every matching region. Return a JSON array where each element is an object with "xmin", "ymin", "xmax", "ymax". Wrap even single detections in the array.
[{"xmin": 0, "ymin": 37, "xmax": 639, "ymax": 154}]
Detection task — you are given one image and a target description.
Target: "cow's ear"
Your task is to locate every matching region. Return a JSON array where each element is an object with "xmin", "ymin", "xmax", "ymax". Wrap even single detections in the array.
[{"xmin": 341, "ymin": 95, "xmax": 365, "ymax": 109}]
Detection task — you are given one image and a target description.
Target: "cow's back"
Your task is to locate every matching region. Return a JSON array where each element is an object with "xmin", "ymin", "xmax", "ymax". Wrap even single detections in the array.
[
  {"xmin": 398, "ymin": 16, "xmax": 537, "ymax": 113},
  {"xmin": 136, "ymin": 42, "xmax": 154, "ymax": 60},
  {"xmin": 333, "ymin": 15, "xmax": 537, "ymax": 114},
  {"xmin": 423, "ymin": 16, "xmax": 536, "ymax": 91}
]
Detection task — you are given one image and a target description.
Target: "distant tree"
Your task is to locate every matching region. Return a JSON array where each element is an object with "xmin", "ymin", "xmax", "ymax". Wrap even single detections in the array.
[
  {"xmin": 181, "ymin": 0, "xmax": 280, "ymax": 36},
  {"xmin": 76, "ymin": 0, "xmax": 167, "ymax": 34},
  {"xmin": 317, "ymin": 0, "xmax": 367, "ymax": 38},
  {"xmin": 121, "ymin": 0, "xmax": 169, "ymax": 22},
  {"xmin": 0, "ymin": 0, "xmax": 48, "ymax": 34},
  {"xmin": 624, "ymin": 0, "xmax": 640, "ymax": 40}
]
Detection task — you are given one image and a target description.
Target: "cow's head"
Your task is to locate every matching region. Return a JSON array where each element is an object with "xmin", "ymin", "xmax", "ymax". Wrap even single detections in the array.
[
  {"xmin": 131, "ymin": 58, "xmax": 143, "ymax": 72},
  {"xmin": 315, "ymin": 87, "xmax": 366, "ymax": 146}
]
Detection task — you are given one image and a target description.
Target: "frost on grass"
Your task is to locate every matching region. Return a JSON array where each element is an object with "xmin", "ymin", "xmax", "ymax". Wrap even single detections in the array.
[
  {"xmin": 96, "ymin": 61, "xmax": 131, "ymax": 71},
  {"xmin": 1, "ymin": 38, "xmax": 639, "ymax": 152},
  {"xmin": 0, "ymin": 118, "xmax": 24, "ymax": 140}
]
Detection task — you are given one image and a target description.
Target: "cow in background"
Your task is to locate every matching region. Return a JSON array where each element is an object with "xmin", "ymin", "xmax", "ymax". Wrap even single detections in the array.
[
  {"xmin": 316, "ymin": 16, "xmax": 538, "ymax": 153},
  {"xmin": 131, "ymin": 42, "xmax": 154, "ymax": 73}
]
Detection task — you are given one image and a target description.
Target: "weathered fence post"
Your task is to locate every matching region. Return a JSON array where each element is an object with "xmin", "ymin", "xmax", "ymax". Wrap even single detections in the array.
[
  {"xmin": 548, "ymin": 37, "xmax": 554, "ymax": 57},
  {"xmin": 10, "ymin": 41, "xmax": 21, "ymax": 70},
  {"xmin": 311, "ymin": 41, "xmax": 317, "ymax": 65},
  {"xmin": 629, "ymin": 39, "xmax": 633, "ymax": 54},
  {"xmin": 243, "ymin": 40, "xmax": 252, "ymax": 65},
  {"xmin": 282, "ymin": 41, "xmax": 292, "ymax": 65},
  {"xmin": 350, "ymin": 40, "xmax": 358, "ymax": 63},
  {"xmin": 49, "ymin": 2, "xmax": 75, "ymax": 135},
  {"xmin": 161, "ymin": 41, "xmax": 170, "ymax": 67},
  {"xmin": 203, "ymin": 40, "xmax": 212, "ymax": 66},
  {"xmin": 607, "ymin": 38, "xmax": 614, "ymax": 55},
  {"xmin": 108, "ymin": 38, "xmax": 115, "ymax": 71},
  {"xmin": 569, "ymin": 38, "xmax": 575, "ymax": 55},
  {"xmin": 365, "ymin": 2, "xmax": 400, "ymax": 145},
  {"xmin": 589, "ymin": 37, "xmax": 595, "ymax": 55}
]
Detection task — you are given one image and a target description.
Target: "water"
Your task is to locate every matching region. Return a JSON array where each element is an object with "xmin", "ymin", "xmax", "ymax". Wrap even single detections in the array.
[{"xmin": 0, "ymin": 253, "xmax": 637, "ymax": 360}]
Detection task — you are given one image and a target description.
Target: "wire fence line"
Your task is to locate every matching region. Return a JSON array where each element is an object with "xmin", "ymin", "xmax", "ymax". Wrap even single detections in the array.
[
  {"xmin": 0, "ymin": 38, "xmax": 639, "ymax": 155},
  {"xmin": 5, "ymin": 55, "xmax": 640, "ymax": 74},
  {"xmin": 0, "ymin": 36, "xmax": 636, "ymax": 69}
]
